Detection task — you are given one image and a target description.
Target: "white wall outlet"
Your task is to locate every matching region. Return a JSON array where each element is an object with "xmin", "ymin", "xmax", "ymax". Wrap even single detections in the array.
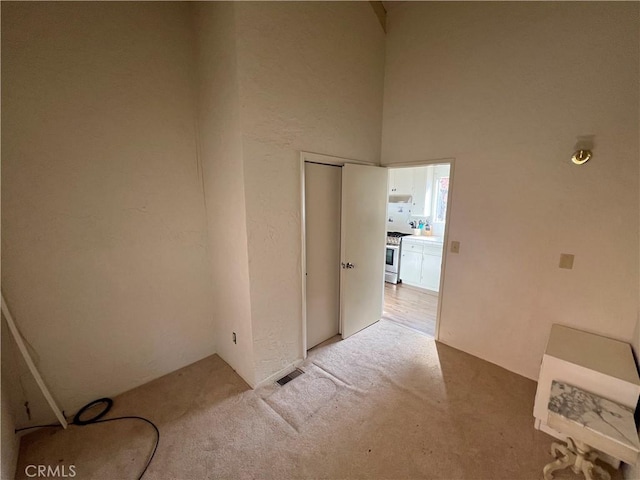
[{"xmin": 451, "ymin": 241, "xmax": 460, "ymax": 254}]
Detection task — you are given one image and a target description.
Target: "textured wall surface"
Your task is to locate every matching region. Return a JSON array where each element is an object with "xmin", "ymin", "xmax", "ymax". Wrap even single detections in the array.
[
  {"xmin": 234, "ymin": 1, "xmax": 386, "ymax": 382},
  {"xmin": 382, "ymin": 2, "xmax": 640, "ymax": 380},
  {"xmin": 2, "ymin": 2, "xmax": 215, "ymax": 418},
  {"xmin": 6, "ymin": 1, "xmax": 634, "ymax": 427},
  {"xmin": 193, "ymin": 2, "xmax": 255, "ymax": 386},
  {"xmin": 1, "ymin": 366, "xmax": 19, "ymax": 480}
]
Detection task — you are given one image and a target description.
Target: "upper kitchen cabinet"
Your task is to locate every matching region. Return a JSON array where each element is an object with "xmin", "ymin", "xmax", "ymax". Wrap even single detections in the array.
[
  {"xmin": 388, "ymin": 166, "xmax": 429, "ymax": 216},
  {"xmin": 411, "ymin": 166, "xmax": 429, "ymax": 216},
  {"xmin": 387, "ymin": 164, "xmax": 450, "ymax": 218},
  {"xmin": 388, "ymin": 168, "xmax": 415, "ymax": 195}
]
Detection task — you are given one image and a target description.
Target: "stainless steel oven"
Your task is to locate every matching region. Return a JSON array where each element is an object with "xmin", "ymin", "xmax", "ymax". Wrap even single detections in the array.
[
  {"xmin": 385, "ymin": 232, "xmax": 410, "ymax": 284},
  {"xmin": 385, "ymin": 244, "xmax": 400, "ymax": 284}
]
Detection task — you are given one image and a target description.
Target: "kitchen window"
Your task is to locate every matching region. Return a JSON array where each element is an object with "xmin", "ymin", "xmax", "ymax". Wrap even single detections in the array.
[{"xmin": 434, "ymin": 176, "xmax": 449, "ymax": 223}]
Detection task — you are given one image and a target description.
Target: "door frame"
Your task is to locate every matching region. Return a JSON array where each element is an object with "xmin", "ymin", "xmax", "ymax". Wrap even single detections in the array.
[
  {"xmin": 385, "ymin": 158, "xmax": 456, "ymax": 341},
  {"xmin": 300, "ymin": 151, "xmax": 379, "ymax": 359}
]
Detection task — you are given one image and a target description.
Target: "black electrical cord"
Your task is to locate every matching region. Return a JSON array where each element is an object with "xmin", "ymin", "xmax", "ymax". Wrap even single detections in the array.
[
  {"xmin": 73, "ymin": 397, "xmax": 113, "ymax": 425},
  {"xmin": 14, "ymin": 398, "xmax": 159, "ymax": 480},
  {"xmin": 87, "ymin": 415, "xmax": 159, "ymax": 480}
]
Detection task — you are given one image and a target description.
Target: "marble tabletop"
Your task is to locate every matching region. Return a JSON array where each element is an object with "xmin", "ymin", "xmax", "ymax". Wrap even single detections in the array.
[{"xmin": 548, "ymin": 380, "xmax": 640, "ymax": 451}]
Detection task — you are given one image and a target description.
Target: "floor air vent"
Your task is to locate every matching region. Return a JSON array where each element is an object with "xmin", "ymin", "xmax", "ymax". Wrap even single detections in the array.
[{"xmin": 276, "ymin": 368, "xmax": 304, "ymax": 386}]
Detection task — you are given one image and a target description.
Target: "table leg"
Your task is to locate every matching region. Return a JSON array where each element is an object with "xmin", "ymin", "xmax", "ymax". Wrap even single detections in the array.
[
  {"xmin": 589, "ymin": 464, "xmax": 611, "ymax": 480},
  {"xmin": 543, "ymin": 442, "xmax": 576, "ymax": 480},
  {"xmin": 542, "ymin": 438, "xmax": 611, "ymax": 480}
]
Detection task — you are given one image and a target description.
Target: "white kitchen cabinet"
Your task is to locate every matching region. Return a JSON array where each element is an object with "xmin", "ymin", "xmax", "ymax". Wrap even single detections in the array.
[
  {"xmin": 420, "ymin": 251, "xmax": 442, "ymax": 291},
  {"xmin": 387, "ymin": 169, "xmax": 397, "ymax": 195},
  {"xmin": 388, "ymin": 164, "xmax": 450, "ymax": 223},
  {"xmin": 399, "ymin": 250, "xmax": 422, "ymax": 285},
  {"xmin": 388, "ymin": 166, "xmax": 432, "ymax": 216},
  {"xmin": 388, "ymin": 168, "xmax": 415, "ymax": 195},
  {"xmin": 399, "ymin": 238, "xmax": 443, "ymax": 292},
  {"xmin": 411, "ymin": 166, "xmax": 428, "ymax": 216}
]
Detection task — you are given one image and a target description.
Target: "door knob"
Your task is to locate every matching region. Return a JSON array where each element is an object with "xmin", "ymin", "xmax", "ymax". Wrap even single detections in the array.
[{"xmin": 341, "ymin": 262, "xmax": 355, "ymax": 269}]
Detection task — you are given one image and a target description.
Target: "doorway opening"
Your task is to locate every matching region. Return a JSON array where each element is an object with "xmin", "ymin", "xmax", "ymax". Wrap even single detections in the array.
[{"xmin": 383, "ymin": 162, "xmax": 452, "ymax": 338}]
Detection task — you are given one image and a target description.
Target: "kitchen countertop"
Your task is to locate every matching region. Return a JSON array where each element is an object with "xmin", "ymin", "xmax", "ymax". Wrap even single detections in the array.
[{"xmin": 404, "ymin": 235, "xmax": 444, "ymax": 244}]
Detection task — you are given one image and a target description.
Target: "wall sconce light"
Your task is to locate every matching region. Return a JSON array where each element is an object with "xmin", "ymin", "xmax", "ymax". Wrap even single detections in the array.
[
  {"xmin": 571, "ymin": 149, "xmax": 592, "ymax": 165},
  {"xmin": 571, "ymin": 135, "xmax": 595, "ymax": 165}
]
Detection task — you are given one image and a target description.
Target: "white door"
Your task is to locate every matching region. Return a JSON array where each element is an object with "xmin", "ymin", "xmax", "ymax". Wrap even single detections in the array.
[
  {"xmin": 340, "ymin": 163, "xmax": 388, "ymax": 339},
  {"xmin": 305, "ymin": 162, "xmax": 341, "ymax": 349}
]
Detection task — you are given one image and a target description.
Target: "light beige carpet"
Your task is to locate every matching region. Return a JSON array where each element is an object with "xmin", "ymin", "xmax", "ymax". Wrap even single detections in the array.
[{"xmin": 14, "ymin": 320, "xmax": 621, "ymax": 480}]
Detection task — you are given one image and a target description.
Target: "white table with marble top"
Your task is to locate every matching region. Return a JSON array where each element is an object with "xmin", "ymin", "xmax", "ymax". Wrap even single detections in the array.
[{"xmin": 543, "ymin": 381, "xmax": 640, "ymax": 480}]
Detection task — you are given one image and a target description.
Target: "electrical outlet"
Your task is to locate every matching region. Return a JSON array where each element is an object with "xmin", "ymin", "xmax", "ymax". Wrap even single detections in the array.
[
  {"xmin": 450, "ymin": 241, "xmax": 460, "ymax": 254},
  {"xmin": 232, "ymin": 332, "xmax": 237, "ymax": 344},
  {"xmin": 559, "ymin": 254, "xmax": 574, "ymax": 269}
]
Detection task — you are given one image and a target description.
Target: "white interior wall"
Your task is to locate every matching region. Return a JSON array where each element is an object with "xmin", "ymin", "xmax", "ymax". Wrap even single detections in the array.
[
  {"xmin": 1, "ymin": 2, "xmax": 215, "ymax": 419},
  {"xmin": 233, "ymin": 2, "xmax": 386, "ymax": 383},
  {"xmin": 1, "ymin": 317, "xmax": 20, "ymax": 480},
  {"xmin": 1, "ymin": 376, "xmax": 18, "ymax": 480},
  {"xmin": 193, "ymin": 3, "xmax": 255, "ymax": 386},
  {"xmin": 4, "ymin": 1, "xmax": 636, "ymax": 433},
  {"xmin": 628, "ymin": 55, "xmax": 640, "ymax": 479},
  {"xmin": 382, "ymin": 2, "xmax": 640, "ymax": 380},
  {"xmin": 0, "ymin": 30, "xmax": 15, "ymax": 467},
  {"xmin": 1, "ymin": 317, "xmax": 53, "ymax": 435}
]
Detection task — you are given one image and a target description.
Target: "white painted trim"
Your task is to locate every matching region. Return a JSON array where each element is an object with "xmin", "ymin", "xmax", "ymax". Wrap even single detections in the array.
[
  {"xmin": 382, "ymin": 157, "xmax": 455, "ymax": 168},
  {"xmin": 299, "ymin": 155, "xmax": 309, "ymax": 360},
  {"xmin": 301, "ymin": 151, "xmax": 379, "ymax": 167},
  {"xmin": 338, "ymin": 168, "xmax": 346, "ymax": 338},
  {"xmin": 300, "ymin": 151, "xmax": 380, "ymax": 357},
  {"xmin": 253, "ymin": 358, "xmax": 305, "ymax": 389},
  {"xmin": 1, "ymin": 294, "xmax": 68, "ymax": 428},
  {"xmin": 434, "ymin": 158, "xmax": 455, "ymax": 341}
]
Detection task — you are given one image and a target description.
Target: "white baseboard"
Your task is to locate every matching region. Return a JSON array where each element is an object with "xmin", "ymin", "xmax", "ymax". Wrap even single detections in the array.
[{"xmin": 253, "ymin": 359, "xmax": 304, "ymax": 389}]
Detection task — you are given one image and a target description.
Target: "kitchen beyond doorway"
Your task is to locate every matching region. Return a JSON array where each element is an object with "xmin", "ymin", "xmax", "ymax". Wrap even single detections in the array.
[{"xmin": 384, "ymin": 162, "xmax": 452, "ymax": 339}]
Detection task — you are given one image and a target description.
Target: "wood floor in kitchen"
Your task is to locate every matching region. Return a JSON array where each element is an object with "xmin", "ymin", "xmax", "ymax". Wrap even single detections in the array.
[{"xmin": 382, "ymin": 283, "xmax": 437, "ymax": 337}]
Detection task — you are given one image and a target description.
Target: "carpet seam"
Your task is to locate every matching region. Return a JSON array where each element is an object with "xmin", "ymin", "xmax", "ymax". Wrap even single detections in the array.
[
  {"xmin": 310, "ymin": 361, "xmax": 352, "ymax": 387},
  {"xmin": 259, "ymin": 397, "xmax": 300, "ymax": 434}
]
